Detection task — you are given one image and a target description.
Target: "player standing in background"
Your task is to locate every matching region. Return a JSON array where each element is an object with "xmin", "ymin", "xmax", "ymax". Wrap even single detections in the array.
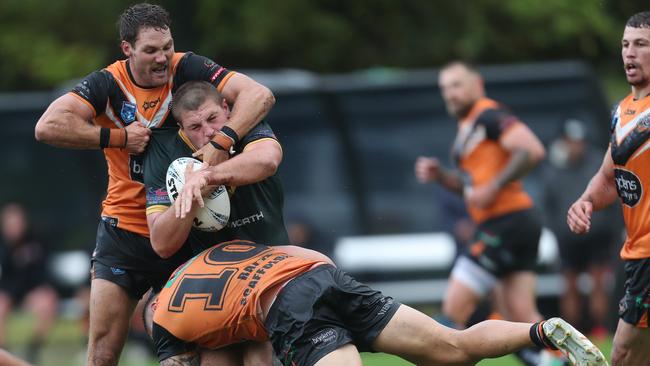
[
  {"xmin": 34, "ymin": 3, "xmax": 274, "ymax": 365},
  {"xmin": 567, "ymin": 11, "xmax": 650, "ymax": 366},
  {"xmin": 415, "ymin": 61, "xmax": 551, "ymax": 365}
]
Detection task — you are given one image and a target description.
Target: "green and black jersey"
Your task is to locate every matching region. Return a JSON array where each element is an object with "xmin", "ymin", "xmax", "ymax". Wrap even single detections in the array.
[{"xmin": 143, "ymin": 122, "xmax": 289, "ymax": 254}]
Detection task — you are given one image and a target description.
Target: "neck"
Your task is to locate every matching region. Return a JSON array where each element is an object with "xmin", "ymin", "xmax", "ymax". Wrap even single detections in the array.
[{"xmin": 632, "ymin": 84, "xmax": 650, "ymax": 100}]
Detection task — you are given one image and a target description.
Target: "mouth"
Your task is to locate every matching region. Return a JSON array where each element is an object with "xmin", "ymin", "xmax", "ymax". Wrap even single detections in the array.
[
  {"xmin": 151, "ymin": 64, "xmax": 168, "ymax": 78},
  {"xmin": 625, "ymin": 63, "xmax": 639, "ymax": 77}
]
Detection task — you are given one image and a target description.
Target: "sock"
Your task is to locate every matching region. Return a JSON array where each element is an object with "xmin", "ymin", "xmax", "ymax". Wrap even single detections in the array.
[{"xmin": 529, "ymin": 321, "xmax": 558, "ymax": 350}]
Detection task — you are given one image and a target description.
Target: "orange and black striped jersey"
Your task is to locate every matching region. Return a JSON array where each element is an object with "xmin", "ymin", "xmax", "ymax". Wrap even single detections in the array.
[
  {"xmin": 610, "ymin": 93, "xmax": 650, "ymax": 259},
  {"xmin": 69, "ymin": 52, "xmax": 235, "ymax": 236},
  {"xmin": 452, "ymin": 97, "xmax": 533, "ymax": 223},
  {"xmin": 152, "ymin": 241, "xmax": 320, "ymax": 360}
]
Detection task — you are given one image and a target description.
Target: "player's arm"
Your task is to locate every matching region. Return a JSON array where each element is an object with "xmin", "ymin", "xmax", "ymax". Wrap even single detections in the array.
[
  {"xmin": 35, "ymin": 93, "xmax": 150, "ymax": 153},
  {"xmin": 567, "ymin": 147, "xmax": 617, "ymax": 234},
  {"xmin": 493, "ymin": 122, "xmax": 546, "ymax": 189},
  {"xmin": 147, "ymin": 162, "xmax": 205, "ymax": 258},
  {"xmin": 414, "ymin": 157, "xmax": 465, "ymax": 195},
  {"xmin": 35, "ymin": 94, "xmax": 102, "ymax": 149},
  {"xmin": 177, "ymin": 140, "xmax": 282, "ymax": 218},
  {"xmin": 160, "ymin": 351, "xmax": 199, "ymax": 366}
]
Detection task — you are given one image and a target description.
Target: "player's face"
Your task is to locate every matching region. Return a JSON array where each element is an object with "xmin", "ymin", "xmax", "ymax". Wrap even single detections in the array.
[
  {"xmin": 438, "ymin": 65, "xmax": 481, "ymax": 119},
  {"xmin": 622, "ymin": 26, "xmax": 650, "ymax": 90},
  {"xmin": 122, "ymin": 26, "xmax": 174, "ymax": 88},
  {"xmin": 179, "ymin": 98, "xmax": 230, "ymax": 148}
]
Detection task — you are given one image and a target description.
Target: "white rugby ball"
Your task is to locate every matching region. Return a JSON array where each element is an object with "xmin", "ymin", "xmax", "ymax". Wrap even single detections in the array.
[{"xmin": 166, "ymin": 157, "xmax": 230, "ymax": 232}]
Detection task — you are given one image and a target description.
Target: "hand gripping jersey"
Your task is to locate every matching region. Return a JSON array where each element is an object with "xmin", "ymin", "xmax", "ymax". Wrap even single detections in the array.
[
  {"xmin": 70, "ymin": 52, "xmax": 234, "ymax": 236},
  {"xmin": 152, "ymin": 241, "xmax": 319, "ymax": 359},
  {"xmin": 610, "ymin": 94, "xmax": 650, "ymax": 259},
  {"xmin": 452, "ymin": 97, "xmax": 533, "ymax": 223}
]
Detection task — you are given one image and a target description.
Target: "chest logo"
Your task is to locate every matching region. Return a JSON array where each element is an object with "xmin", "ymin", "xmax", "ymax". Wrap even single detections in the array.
[
  {"xmin": 120, "ymin": 101, "xmax": 137, "ymax": 124},
  {"xmin": 614, "ymin": 168, "xmax": 643, "ymax": 207}
]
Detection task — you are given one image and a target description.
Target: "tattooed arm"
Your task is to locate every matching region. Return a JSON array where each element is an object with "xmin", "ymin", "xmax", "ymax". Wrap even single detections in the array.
[{"xmin": 160, "ymin": 351, "xmax": 199, "ymax": 366}]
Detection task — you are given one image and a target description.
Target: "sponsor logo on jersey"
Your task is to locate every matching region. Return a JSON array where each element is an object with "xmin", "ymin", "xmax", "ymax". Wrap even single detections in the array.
[
  {"xmin": 614, "ymin": 168, "xmax": 643, "ymax": 207},
  {"xmin": 121, "ymin": 101, "xmax": 137, "ymax": 124},
  {"xmin": 228, "ymin": 211, "xmax": 264, "ymax": 228},
  {"xmin": 129, "ymin": 154, "xmax": 144, "ymax": 183},
  {"xmin": 625, "ymin": 108, "xmax": 636, "ymax": 116},
  {"xmin": 146, "ymin": 187, "xmax": 170, "ymax": 205},
  {"xmin": 142, "ymin": 97, "xmax": 160, "ymax": 112}
]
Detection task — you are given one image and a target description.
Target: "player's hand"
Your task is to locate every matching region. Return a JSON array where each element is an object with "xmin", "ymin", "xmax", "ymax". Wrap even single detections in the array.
[
  {"xmin": 465, "ymin": 182, "xmax": 498, "ymax": 208},
  {"xmin": 192, "ymin": 143, "xmax": 229, "ymax": 166},
  {"xmin": 415, "ymin": 156, "xmax": 441, "ymax": 183},
  {"xmin": 124, "ymin": 122, "xmax": 151, "ymax": 154},
  {"xmin": 175, "ymin": 162, "xmax": 211, "ymax": 219},
  {"xmin": 567, "ymin": 199, "xmax": 593, "ymax": 234}
]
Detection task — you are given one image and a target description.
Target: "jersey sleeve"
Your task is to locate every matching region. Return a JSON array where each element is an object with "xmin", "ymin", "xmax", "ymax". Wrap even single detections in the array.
[
  {"xmin": 236, "ymin": 121, "xmax": 279, "ymax": 151},
  {"xmin": 70, "ymin": 70, "xmax": 113, "ymax": 116},
  {"xmin": 144, "ymin": 130, "xmax": 175, "ymax": 215},
  {"xmin": 174, "ymin": 53, "xmax": 235, "ymax": 92},
  {"xmin": 476, "ymin": 107, "xmax": 522, "ymax": 141},
  {"xmin": 152, "ymin": 323, "xmax": 197, "ymax": 362}
]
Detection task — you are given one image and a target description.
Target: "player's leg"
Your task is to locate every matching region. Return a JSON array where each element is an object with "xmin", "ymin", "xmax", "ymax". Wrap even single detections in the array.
[
  {"xmin": 86, "ymin": 277, "xmax": 137, "ymax": 366},
  {"xmin": 500, "ymin": 271, "xmax": 542, "ymax": 323},
  {"xmin": 0, "ymin": 349, "xmax": 31, "ymax": 366},
  {"xmin": 374, "ymin": 304, "xmax": 534, "ymax": 365},
  {"xmin": 611, "ymin": 319, "xmax": 650, "ymax": 366},
  {"xmin": 560, "ymin": 268, "xmax": 581, "ymax": 326},
  {"xmin": 442, "ymin": 256, "xmax": 494, "ymax": 326},
  {"xmin": 22, "ymin": 285, "xmax": 58, "ymax": 362},
  {"xmin": 313, "ymin": 344, "xmax": 362, "ymax": 366},
  {"xmin": 0, "ymin": 292, "xmax": 12, "ymax": 347},
  {"xmin": 374, "ymin": 305, "xmax": 607, "ymax": 366}
]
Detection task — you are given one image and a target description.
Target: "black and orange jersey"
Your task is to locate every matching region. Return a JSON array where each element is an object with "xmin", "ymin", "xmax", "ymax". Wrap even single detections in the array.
[
  {"xmin": 152, "ymin": 240, "xmax": 321, "ymax": 361},
  {"xmin": 70, "ymin": 52, "xmax": 235, "ymax": 236},
  {"xmin": 452, "ymin": 97, "xmax": 533, "ymax": 223},
  {"xmin": 610, "ymin": 93, "xmax": 650, "ymax": 260},
  {"xmin": 143, "ymin": 122, "xmax": 289, "ymax": 253}
]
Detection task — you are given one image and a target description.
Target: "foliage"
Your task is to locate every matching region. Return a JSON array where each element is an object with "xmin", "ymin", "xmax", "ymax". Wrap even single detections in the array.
[{"xmin": 0, "ymin": 0, "xmax": 646, "ymax": 90}]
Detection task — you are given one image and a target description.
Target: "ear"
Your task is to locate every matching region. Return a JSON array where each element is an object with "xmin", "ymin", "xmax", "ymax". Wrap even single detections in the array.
[
  {"xmin": 120, "ymin": 40, "xmax": 133, "ymax": 58},
  {"xmin": 221, "ymin": 98, "xmax": 230, "ymax": 115}
]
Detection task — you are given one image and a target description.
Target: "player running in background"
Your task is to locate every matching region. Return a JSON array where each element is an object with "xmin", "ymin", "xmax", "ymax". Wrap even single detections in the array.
[
  {"xmin": 567, "ymin": 11, "xmax": 650, "ymax": 366},
  {"xmin": 415, "ymin": 61, "xmax": 551, "ymax": 365},
  {"xmin": 143, "ymin": 240, "xmax": 607, "ymax": 366},
  {"xmin": 34, "ymin": 4, "xmax": 274, "ymax": 365}
]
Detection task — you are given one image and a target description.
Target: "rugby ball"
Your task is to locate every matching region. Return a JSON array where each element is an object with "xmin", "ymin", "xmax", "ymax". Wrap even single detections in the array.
[{"xmin": 166, "ymin": 157, "xmax": 230, "ymax": 232}]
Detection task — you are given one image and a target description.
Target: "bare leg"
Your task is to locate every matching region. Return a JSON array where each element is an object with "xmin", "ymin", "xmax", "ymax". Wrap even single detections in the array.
[
  {"xmin": 500, "ymin": 271, "xmax": 542, "ymax": 323},
  {"xmin": 23, "ymin": 285, "xmax": 58, "ymax": 342},
  {"xmin": 588, "ymin": 264, "xmax": 611, "ymax": 332},
  {"xmin": 373, "ymin": 305, "xmax": 533, "ymax": 365},
  {"xmin": 442, "ymin": 278, "xmax": 482, "ymax": 326},
  {"xmin": 313, "ymin": 344, "xmax": 362, "ymax": 366},
  {"xmin": 561, "ymin": 269, "xmax": 581, "ymax": 326},
  {"xmin": 611, "ymin": 319, "xmax": 650, "ymax": 366},
  {"xmin": 86, "ymin": 279, "xmax": 137, "ymax": 366},
  {"xmin": 0, "ymin": 293, "xmax": 12, "ymax": 347},
  {"xmin": 0, "ymin": 349, "xmax": 31, "ymax": 366}
]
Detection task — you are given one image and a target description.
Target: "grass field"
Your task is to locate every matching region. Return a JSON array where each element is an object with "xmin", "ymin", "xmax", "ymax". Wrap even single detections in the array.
[{"xmin": 7, "ymin": 311, "xmax": 613, "ymax": 366}]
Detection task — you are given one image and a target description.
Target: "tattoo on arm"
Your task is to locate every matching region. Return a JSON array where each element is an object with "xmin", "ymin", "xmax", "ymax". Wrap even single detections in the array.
[
  {"xmin": 493, "ymin": 149, "xmax": 533, "ymax": 189},
  {"xmin": 161, "ymin": 352, "xmax": 199, "ymax": 366}
]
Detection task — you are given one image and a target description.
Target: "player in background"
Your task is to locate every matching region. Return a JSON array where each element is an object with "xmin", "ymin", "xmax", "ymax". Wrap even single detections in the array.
[
  {"xmin": 34, "ymin": 4, "xmax": 274, "ymax": 365},
  {"xmin": 415, "ymin": 61, "xmax": 552, "ymax": 365},
  {"xmin": 567, "ymin": 11, "xmax": 650, "ymax": 366}
]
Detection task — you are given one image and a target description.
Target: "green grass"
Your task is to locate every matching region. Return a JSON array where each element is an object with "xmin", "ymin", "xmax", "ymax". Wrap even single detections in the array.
[{"xmin": 6, "ymin": 311, "xmax": 613, "ymax": 366}]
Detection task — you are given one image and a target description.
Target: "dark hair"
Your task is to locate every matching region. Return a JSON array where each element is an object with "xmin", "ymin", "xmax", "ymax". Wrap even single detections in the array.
[
  {"xmin": 117, "ymin": 3, "xmax": 171, "ymax": 44},
  {"xmin": 172, "ymin": 81, "xmax": 224, "ymax": 122},
  {"xmin": 440, "ymin": 60, "xmax": 480, "ymax": 75},
  {"xmin": 626, "ymin": 12, "xmax": 650, "ymax": 29}
]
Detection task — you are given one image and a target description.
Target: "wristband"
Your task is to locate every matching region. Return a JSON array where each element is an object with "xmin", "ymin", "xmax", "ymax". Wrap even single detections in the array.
[
  {"xmin": 220, "ymin": 126, "xmax": 239, "ymax": 145},
  {"xmin": 100, "ymin": 128, "xmax": 128, "ymax": 148},
  {"xmin": 210, "ymin": 133, "xmax": 233, "ymax": 151},
  {"xmin": 99, "ymin": 128, "xmax": 110, "ymax": 149}
]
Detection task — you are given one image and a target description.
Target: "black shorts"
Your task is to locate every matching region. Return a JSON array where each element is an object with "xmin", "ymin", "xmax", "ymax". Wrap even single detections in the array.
[
  {"xmin": 618, "ymin": 258, "xmax": 650, "ymax": 327},
  {"xmin": 557, "ymin": 231, "xmax": 616, "ymax": 272},
  {"xmin": 467, "ymin": 209, "xmax": 542, "ymax": 277},
  {"xmin": 91, "ymin": 218, "xmax": 194, "ymax": 299},
  {"xmin": 265, "ymin": 265, "xmax": 401, "ymax": 366}
]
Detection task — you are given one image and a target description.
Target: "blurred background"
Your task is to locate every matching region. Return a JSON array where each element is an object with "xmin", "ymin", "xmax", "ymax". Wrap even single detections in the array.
[{"xmin": 0, "ymin": 0, "xmax": 645, "ymax": 365}]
